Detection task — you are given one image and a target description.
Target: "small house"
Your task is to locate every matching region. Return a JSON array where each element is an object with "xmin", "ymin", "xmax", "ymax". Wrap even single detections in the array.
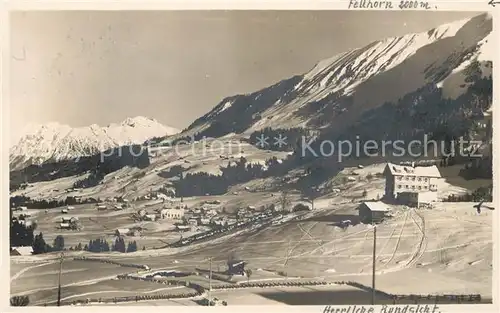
[
  {"xmin": 60, "ymin": 223, "xmax": 72, "ymax": 229},
  {"xmin": 144, "ymin": 214, "xmax": 157, "ymax": 221},
  {"xmin": 212, "ymin": 219, "xmax": 225, "ymax": 226},
  {"xmin": 187, "ymin": 218, "xmax": 198, "ymax": 226},
  {"xmin": 67, "ymin": 206, "xmax": 75, "ymax": 210},
  {"xmin": 198, "ymin": 217, "xmax": 211, "ymax": 225},
  {"xmin": 358, "ymin": 202, "xmax": 390, "ymax": 224},
  {"xmin": 175, "ymin": 225, "xmax": 191, "ymax": 232},
  {"xmin": 205, "ymin": 209, "xmax": 218, "ymax": 217},
  {"xmin": 138, "ymin": 209, "xmax": 147, "ymax": 217},
  {"xmin": 127, "ymin": 229, "xmax": 141, "ymax": 237},
  {"xmin": 97, "ymin": 205, "xmax": 107, "ymax": 211},
  {"xmin": 22, "ymin": 220, "xmax": 34, "ymax": 227},
  {"xmin": 17, "ymin": 206, "xmax": 28, "ymax": 212},
  {"xmin": 227, "ymin": 260, "xmax": 246, "ymax": 275},
  {"xmin": 61, "ymin": 209, "xmax": 69, "ymax": 214},
  {"xmin": 157, "ymin": 193, "xmax": 169, "ymax": 200},
  {"xmin": 11, "ymin": 246, "xmax": 33, "ymax": 256},
  {"xmin": 115, "ymin": 228, "xmax": 130, "ymax": 236},
  {"xmin": 61, "ymin": 216, "xmax": 72, "ymax": 223}
]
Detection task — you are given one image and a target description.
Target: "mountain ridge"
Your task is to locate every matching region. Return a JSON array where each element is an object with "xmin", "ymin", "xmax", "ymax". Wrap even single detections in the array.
[
  {"xmin": 10, "ymin": 116, "xmax": 179, "ymax": 171},
  {"xmin": 173, "ymin": 13, "xmax": 491, "ymax": 142}
]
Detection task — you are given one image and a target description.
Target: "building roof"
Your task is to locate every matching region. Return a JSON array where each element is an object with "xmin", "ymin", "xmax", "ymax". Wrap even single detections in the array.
[
  {"xmin": 116, "ymin": 228, "xmax": 130, "ymax": 234},
  {"xmin": 361, "ymin": 201, "xmax": 390, "ymax": 212},
  {"xmin": 228, "ymin": 260, "xmax": 245, "ymax": 267},
  {"xmin": 385, "ymin": 163, "xmax": 441, "ymax": 178},
  {"xmin": 11, "ymin": 246, "xmax": 33, "ymax": 256}
]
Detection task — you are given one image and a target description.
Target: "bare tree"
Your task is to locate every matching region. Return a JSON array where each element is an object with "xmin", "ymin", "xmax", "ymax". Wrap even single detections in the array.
[
  {"xmin": 245, "ymin": 269, "xmax": 253, "ymax": 283},
  {"xmin": 304, "ymin": 187, "xmax": 320, "ymax": 211},
  {"xmin": 279, "ymin": 190, "xmax": 292, "ymax": 212}
]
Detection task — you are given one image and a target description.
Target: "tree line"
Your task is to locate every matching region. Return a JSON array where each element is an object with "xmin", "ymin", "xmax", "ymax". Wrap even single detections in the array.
[
  {"xmin": 10, "ymin": 195, "xmax": 99, "ymax": 210},
  {"xmin": 11, "ymin": 216, "xmax": 141, "ymax": 255},
  {"xmin": 443, "ymin": 185, "xmax": 493, "ymax": 203}
]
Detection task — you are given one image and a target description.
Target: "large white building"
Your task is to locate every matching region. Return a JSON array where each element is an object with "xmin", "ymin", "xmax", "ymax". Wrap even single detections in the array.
[
  {"xmin": 161, "ymin": 208, "xmax": 185, "ymax": 220},
  {"xmin": 384, "ymin": 162, "xmax": 442, "ymax": 206}
]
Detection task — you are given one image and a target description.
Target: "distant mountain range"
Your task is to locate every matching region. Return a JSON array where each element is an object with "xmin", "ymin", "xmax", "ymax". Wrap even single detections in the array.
[{"xmin": 10, "ymin": 116, "xmax": 179, "ymax": 171}]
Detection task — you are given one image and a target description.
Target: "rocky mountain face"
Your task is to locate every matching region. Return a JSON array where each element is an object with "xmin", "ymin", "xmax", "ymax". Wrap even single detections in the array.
[{"xmin": 179, "ymin": 13, "xmax": 492, "ymax": 142}]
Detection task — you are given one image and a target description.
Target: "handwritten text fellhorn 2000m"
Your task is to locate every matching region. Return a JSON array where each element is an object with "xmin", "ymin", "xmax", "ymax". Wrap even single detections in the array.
[{"xmin": 348, "ymin": 0, "xmax": 394, "ymax": 9}]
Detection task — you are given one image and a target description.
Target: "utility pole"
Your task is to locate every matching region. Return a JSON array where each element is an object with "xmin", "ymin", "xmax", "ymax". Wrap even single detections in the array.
[
  {"xmin": 57, "ymin": 252, "xmax": 64, "ymax": 306},
  {"xmin": 371, "ymin": 225, "xmax": 377, "ymax": 305},
  {"xmin": 208, "ymin": 257, "xmax": 213, "ymax": 304},
  {"xmin": 284, "ymin": 239, "xmax": 291, "ymax": 279}
]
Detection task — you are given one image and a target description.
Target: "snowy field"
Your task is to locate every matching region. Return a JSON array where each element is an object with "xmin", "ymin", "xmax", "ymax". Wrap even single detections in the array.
[
  {"xmin": 11, "ymin": 201, "xmax": 493, "ymax": 305},
  {"xmin": 10, "ymin": 162, "xmax": 493, "ymax": 305}
]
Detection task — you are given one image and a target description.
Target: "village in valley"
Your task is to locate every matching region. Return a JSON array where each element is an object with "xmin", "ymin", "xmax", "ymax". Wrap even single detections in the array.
[{"xmin": 10, "ymin": 155, "xmax": 494, "ymax": 306}]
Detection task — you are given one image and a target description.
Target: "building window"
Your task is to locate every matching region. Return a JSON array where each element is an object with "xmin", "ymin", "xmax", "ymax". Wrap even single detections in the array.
[
  {"xmin": 424, "ymin": 186, "xmax": 428, "ymax": 189},
  {"xmin": 411, "ymin": 185, "xmax": 415, "ymax": 189},
  {"xmin": 397, "ymin": 176, "xmax": 402, "ymax": 181},
  {"xmin": 424, "ymin": 178, "xmax": 428, "ymax": 182},
  {"xmin": 397, "ymin": 185, "xmax": 402, "ymax": 189},
  {"xmin": 418, "ymin": 186, "xmax": 422, "ymax": 190},
  {"xmin": 405, "ymin": 185, "xmax": 409, "ymax": 189},
  {"xmin": 405, "ymin": 177, "xmax": 409, "ymax": 181},
  {"xmin": 411, "ymin": 177, "xmax": 415, "ymax": 181},
  {"xmin": 418, "ymin": 177, "xmax": 422, "ymax": 182}
]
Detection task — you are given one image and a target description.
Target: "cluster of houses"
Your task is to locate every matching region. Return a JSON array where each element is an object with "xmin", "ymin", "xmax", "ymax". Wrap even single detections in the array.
[
  {"xmin": 135, "ymin": 208, "xmax": 159, "ymax": 221},
  {"xmin": 94, "ymin": 201, "xmax": 132, "ymax": 212},
  {"xmin": 59, "ymin": 216, "xmax": 81, "ymax": 230},
  {"xmin": 11, "ymin": 206, "xmax": 34, "ymax": 227},
  {"xmin": 179, "ymin": 205, "xmax": 270, "ymax": 231},
  {"xmin": 56, "ymin": 206, "xmax": 82, "ymax": 230},
  {"xmin": 129, "ymin": 201, "xmax": 276, "ymax": 234},
  {"xmin": 356, "ymin": 162, "xmax": 443, "ymax": 224},
  {"xmin": 141, "ymin": 190, "xmax": 176, "ymax": 201}
]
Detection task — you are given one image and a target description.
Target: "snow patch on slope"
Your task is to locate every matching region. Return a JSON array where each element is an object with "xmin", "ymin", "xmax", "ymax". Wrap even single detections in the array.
[{"xmin": 296, "ymin": 16, "xmax": 471, "ymax": 96}]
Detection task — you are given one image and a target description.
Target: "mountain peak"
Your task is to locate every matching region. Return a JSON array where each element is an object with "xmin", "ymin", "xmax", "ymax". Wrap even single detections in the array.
[{"xmin": 121, "ymin": 116, "xmax": 159, "ymax": 127}]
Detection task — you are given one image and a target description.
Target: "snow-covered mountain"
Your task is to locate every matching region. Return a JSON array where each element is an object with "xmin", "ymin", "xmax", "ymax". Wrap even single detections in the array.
[
  {"xmin": 9, "ymin": 13, "xmax": 493, "ymax": 192},
  {"xmin": 182, "ymin": 13, "xmax": 492, "ymax": 140},
  {"xmin": 10, "ymin": 116, "xmax": 179, "ymax": 171}
]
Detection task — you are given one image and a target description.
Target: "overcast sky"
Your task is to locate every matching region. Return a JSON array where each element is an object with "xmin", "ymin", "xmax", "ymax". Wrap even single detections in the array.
[{"xmin": 10, "ymin": 10, "xmax": 479, "ymax": 142}]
